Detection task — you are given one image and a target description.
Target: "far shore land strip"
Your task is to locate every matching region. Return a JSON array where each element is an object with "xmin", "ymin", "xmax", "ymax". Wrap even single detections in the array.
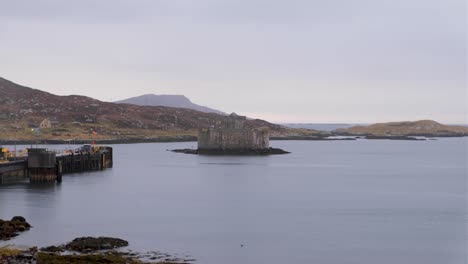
[
  {"xmin": 1, "ymin": 119, "xmax": 466, "ymax": 146},
  {"xmin": 1, "ymin": 77, "xmax": 467, "ymax": 146}
]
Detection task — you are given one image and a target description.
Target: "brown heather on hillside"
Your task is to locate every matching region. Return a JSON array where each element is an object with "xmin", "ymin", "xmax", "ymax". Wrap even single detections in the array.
[
  {"xmin": 334, "ymin": 120, "xmax": 468, "ymax": 137},
  {"xmin": 0, "ymin": 77, "xmax": 313, "ymax": 142}
]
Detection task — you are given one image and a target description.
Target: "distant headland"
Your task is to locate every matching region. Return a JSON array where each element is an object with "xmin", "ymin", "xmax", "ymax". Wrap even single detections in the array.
[{"xmin": 333, "ymin": 120, "xmax": 468, "ymax": 138}]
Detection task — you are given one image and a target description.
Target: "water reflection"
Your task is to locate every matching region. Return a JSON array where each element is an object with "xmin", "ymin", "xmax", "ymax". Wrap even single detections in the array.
[
  {"xmin": 0, "ymin": 139, "xmax": 466, "ymax": 264},
  {"xmin": 0, "ymin": 182, "xmax": 61, "ymax": 212}
]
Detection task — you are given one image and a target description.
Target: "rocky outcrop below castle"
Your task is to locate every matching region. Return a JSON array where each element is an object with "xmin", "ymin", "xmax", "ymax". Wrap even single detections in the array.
[
  {"xmin": 172, "ymin": 147, "xmax": 290, "ymax": 155},
  {"xmin": 334, "ymin": 120, "xmax": 468, "ymax": 137}
]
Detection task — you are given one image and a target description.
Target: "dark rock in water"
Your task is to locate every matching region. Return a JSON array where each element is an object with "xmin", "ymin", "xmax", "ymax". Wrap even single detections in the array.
[
  {"xmin": 172, "ymin": 147, "xmax": 290, "ymax": 155},
  {"xmin": 64, "ymin": 237, "xmax": 129, "ymax": 252},
  {"xmin": 0, "ymin": 216, "xmax": 31, "ymax": 241},
  {"xmin": 172, "ymin": 149, "xmax": 199, "ymax": 154},
  {"xmin": 11, "ymin": 216, "xmax": 26, "ymax": 222}
]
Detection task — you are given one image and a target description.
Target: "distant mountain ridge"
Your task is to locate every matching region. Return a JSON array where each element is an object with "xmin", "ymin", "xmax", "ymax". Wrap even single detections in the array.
[
  {"xmin": 0, "ymin": 77, "xmax": 287, "ymax": 141},
  {"xmin": 116, "ymin": 94, "xmax": 225, "ymax": 115}
]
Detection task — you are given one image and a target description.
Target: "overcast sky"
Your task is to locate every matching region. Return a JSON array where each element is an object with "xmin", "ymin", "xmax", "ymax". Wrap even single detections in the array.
[{"xmin": 0, "ymin": 0, "xmax": 466, "ymax": 123}]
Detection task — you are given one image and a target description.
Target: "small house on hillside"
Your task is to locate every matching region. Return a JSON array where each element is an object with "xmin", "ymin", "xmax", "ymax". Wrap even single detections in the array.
[{"xmin": 39, "ymin": 118, "xmax": 52, "ymax": 129}]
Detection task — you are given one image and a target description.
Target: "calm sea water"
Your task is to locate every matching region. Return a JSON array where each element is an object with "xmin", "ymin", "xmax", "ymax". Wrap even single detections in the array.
[{"xmin": 0, "ymin": 139, "xmax": 466, "ymax": 264}]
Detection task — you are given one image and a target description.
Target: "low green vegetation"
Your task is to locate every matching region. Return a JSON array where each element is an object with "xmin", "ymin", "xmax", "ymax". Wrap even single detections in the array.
[
  {"xmin": 0, "ymin": 247, "xmax": 21, "ymax": 257},
  {"xmin": 36, "ymin": 252, "xmax": 143, "ymax": 264}
]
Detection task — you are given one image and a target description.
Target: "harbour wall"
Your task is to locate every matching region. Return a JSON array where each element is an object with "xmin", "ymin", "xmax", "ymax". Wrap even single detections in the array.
[{"xmin": 0, "ymin": 146, "xmax": 113, "ymax": 184}]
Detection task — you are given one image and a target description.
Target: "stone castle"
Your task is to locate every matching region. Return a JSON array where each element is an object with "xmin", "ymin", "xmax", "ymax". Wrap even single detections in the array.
[{"xmin": 198, "ymin": 113, "xmax": 270, "ymax": 151}]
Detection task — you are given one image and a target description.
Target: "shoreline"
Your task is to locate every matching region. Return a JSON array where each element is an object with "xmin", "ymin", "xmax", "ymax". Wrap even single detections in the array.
[
  {"xmin": 0, "ymin": 135, "xmax": 466, "ymax": 145},
  {"xmin": 0, "ymin": 218, "xmax": 193, "ymax": 264}
]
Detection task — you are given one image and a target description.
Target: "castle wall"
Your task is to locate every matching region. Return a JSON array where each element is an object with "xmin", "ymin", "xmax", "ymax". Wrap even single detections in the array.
[
  {"xmin": 197, "ymin": 113, "xmax": 270, "ymax": 151},
  {"xmin": 198, "ymin": 128, "xmax": 269, "ymax": 150}
]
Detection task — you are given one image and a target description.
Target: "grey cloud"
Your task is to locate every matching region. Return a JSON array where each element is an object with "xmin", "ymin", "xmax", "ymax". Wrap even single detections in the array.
[{"xmin": 0, "ymin": 0, "xmax": 465, "ymax": 123}]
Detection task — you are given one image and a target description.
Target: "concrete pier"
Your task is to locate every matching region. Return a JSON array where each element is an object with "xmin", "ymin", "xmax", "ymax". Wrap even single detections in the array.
[
  {"xmin": 28, "ymin": 148, "xmax": 57, "ymax": 183},
  {"xmin": 57, "ymin": 146, "xmax": 113, "ymax": 175},
  {"xmin": 0, "ymin": 146, "xmax": 113, "ymax": 184},
  {"xmin": 0, "ymin": 160, "xmax": 27, "ymax": 184}
]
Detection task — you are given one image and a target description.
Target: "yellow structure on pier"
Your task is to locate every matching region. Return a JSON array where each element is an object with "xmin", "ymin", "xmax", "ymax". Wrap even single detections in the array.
[{"xmin": 0, "ymin": 147, "xmax": 11, "ymax": 160}]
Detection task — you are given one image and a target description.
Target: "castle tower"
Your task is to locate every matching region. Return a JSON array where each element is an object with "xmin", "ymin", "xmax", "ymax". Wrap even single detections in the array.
[{"xmin": 198, "ymin": 113, "xmax": 270, "ymax": 151}]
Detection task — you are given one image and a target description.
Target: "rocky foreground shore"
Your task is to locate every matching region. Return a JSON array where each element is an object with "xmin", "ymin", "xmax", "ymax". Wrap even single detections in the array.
[
  {"xmin": 1, "ymin": 245, "xmax": 193, "ymax": 264},
  {"xmin": 0, "ymin": 217, "xmax": 194, "ymax": 264},
  {"xmin": 1, "ymin": 237, "xmax": 194, "ymax": 264}
]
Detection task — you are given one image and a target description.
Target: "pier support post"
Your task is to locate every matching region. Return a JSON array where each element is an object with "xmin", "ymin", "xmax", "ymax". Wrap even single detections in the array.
[{"xmin": 28, "ymin": 148, "xmax": 57, "ymax": 183}]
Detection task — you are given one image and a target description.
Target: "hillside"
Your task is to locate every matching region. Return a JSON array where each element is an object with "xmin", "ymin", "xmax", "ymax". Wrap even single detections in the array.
[
  {"xmin": 116, "ymin": 94, "xmax": 225, "ymax": 115},
  {"xmin": 334, "ymin": 120, "xmax": 468, "ymax": 137},
  {"xmin": 0, "ymin": 77, "xmax": 291, "ymax": 142}
]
